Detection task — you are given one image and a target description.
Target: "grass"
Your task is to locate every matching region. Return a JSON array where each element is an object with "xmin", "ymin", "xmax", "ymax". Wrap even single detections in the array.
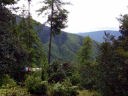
[{"xmin": 78, "ymin": 90, "xmax": 101, "ymax": 96}]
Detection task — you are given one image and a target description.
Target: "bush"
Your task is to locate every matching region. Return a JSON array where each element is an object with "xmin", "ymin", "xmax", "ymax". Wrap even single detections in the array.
[
  {"xmin": 66, "ymin": 86, "xmax": 79, "ymax": 96},
  {"xmin": 52, "ymin": 82, "xmax": 67, "ymax": 96},
  {"xmin": 0, "ymin": 87, "xmax": 30, "ymax": 96},
  {"xmin": 70, "ymin": 73, "xmax": 80, "ymax": 86},
  {"xmin": 1, "ymin": 74, "xmax": 17, "ymax": 88},
  {"xmin": 0, "ymin": 75, "xmax": 30, "ymax": 96},
  {"xmin": 50, "ymin": 81, "xmax": 78, "ymax": 96},
  {"xmin": 25, "ymin": 75, "xmax": 48, "ymax": 95}
]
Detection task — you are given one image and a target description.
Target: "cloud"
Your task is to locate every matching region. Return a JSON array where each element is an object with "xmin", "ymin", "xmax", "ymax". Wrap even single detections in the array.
[{"xmin": 16, "ymin": 0, "xmax": 128, "ymax": 33}]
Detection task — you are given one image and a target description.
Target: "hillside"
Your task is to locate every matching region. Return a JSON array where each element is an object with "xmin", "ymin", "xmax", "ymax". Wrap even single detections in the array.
[
  {"xmin": 77, "ymin": 30, "xmax": 121, "ymax": 42},
  {"xmin": 15, "ymin": 16, "xmax": 98, "ymax": 62},
  {"xmin": 36, "ymin": 26, "xmax": 84, "ymax": 62},
  {"xmin": 36, "ymin": 25, "xmax": 100, "ymax": 62}
]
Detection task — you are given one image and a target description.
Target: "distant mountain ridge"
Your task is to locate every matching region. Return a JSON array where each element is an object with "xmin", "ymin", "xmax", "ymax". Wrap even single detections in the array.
[
  {"xmin": 36, "ymin": 25, "xmax": 120, "ymax": 62},
  {"xmin": 77, "ymin": 30, "xmax": 121, "ymax": 42}
]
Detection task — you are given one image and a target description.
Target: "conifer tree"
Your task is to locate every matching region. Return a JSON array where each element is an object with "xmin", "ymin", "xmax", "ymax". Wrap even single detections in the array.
[
  {"xmin": 96, "ymin": 35, "xmax": 116, "ymax": 96},
  {"xmin": 77, "ymin": 37, "xmax": 96, "ymax": 89},
  {"xmin": 0, "ymin": 0, "xmax": 19, "ymax": 79},
  {"xmin": 95, "ymin": 17, "xmax": 128, "ymax": 95},
  {"xmin": 38, "ymin": 0, "xmax": 68, "ymax": 64},
  {"xmin": 0, "ymin": 0, "xmax": 46, "ymax": 81}
]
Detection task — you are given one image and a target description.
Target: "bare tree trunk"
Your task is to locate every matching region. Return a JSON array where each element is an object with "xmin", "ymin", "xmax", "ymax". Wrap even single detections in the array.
[{"xmin": 48, "ymin": 0, "xmax": 54, "ymax": 64}]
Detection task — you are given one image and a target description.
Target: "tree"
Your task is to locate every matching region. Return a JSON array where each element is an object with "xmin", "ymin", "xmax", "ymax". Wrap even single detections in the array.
[
  {"xmin": 95, "ymin": 18, "xmax": 128, "ymax": 95},
  {"xmin": 15, "ymin": 1, "xmax": 47, "ymax": 69},
  {"xmin": 96, "ymin": 36, "xmax": 116, "ymax": 96},
  {"xmin": 114, "ymin": 14, "xmax": 128, "ymax": 95},
  {"xmin": 78, "ymin": 37, "xmax": 93, "ymax": 64},
  {"xmin": 0, "ymin": 0, "xmax": 46, "ymax": 81},
  {"xmin": 77, "ymin": 37, "xmax": 96, "ymax": 89},
  {"xmin": 38, "ymin": 0, "xmax": 68, "ymax": 64},
  {"xmin": 0, "ymin": 0, "xmax": 18, "ymax": 78}
]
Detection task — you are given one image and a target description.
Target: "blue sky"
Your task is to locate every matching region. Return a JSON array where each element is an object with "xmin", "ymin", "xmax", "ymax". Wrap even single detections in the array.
[{"xmin": 16, "ymin": 0, "xmax": 128, "ymax": 33}]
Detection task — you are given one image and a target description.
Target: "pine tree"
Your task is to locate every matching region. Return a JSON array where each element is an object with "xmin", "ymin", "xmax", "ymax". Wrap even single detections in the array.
[
  {"xmin": 17, "ymin": 16, "xmax": 46, "ymax": 67},
  {"xmin": 0, "ymin": 0, "xmax": 18, "ymax": 79},
  {"xmin": 96, "ymin": 38, "xmax": 116, "ymax": 96},
  {"xmin": 0, "ymin": 0, "xmax": 46, "ymax": 81},
  {"xmin": 38, "ymin": 0, "xmax": 68, "ymax": 64},
  {"xmin": 95, "ymin": 19, "xmax": 128, "ymax": 95},
  {"xmin": 77, "ymin": 37, "xmax": 96, "ymax": 89}
]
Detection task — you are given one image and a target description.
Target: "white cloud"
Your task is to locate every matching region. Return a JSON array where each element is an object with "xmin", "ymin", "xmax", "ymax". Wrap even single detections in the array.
[{"xmin": 15, "ymin": 0, "xmax": 128, "ymax": 33}]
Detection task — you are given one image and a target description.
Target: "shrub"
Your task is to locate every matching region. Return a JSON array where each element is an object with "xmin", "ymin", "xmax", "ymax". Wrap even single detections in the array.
[
  {"xmin": 52, "ymin": 82, "xmax": 66, "ymax": 96},
  {"xmin": 1, "ymin": 74, "xmax": 17, "ymax": 88},
  {"xmin": 70, "ymin": 73, "xmax": 80, "ymax": 86},
  {"xmin": 25, "ymin": 75, "xmax": 48, "ymax": 95},
  {"xmin": 0, "ymin": 87, "xmax": 30, "ymax": 96},
  {"xmin": 66, "ymin": 86, "xmax": 79, "ymax": 96},
  {"xmin": 51, "ymin": 81, "xmax": 78, "ymax": 96},
  {"xmin": 0, "ymin": 75, "xmax": 30, "ymax": 96}
]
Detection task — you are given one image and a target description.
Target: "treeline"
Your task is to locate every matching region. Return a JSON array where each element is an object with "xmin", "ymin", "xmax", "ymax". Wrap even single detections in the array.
[{"xmin": 77, "ymin": 15, "xmax": 128, "ymax": 96}]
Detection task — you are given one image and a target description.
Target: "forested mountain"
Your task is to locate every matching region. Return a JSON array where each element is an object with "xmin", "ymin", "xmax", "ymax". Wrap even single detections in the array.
[
  {"xmin": 15, "ymin": 16, "xmax": 99, "ymax": 62},
  {"xmin": 36, "ymin": 25, "xmax": 83, "ymax": 62},
  {"xmin": 77, "ymin": 30, "xmax": 121, "ymax": 42},
  {"xmin": 36, "ymin": 25, "xmax": 100, "ymax": 62}
]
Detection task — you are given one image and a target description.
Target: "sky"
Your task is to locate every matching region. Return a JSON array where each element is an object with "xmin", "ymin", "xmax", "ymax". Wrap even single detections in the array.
[{"xmin": 15, "ymin": 0, "xmax": 128, "ymax": 33}]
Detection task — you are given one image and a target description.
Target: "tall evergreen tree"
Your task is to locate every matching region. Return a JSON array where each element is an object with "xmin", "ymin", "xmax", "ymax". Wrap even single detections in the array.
[
  {"xmin": 78, "ymin": 37, "xmax": 93, "ymax": 64},
  {"xmin": 77, "ymin": 37, "xmax": 96, "ymax": 89},
  {"xmin": 95, "ymin": 16, "xmax": 128, "ymax": 95},
  {"xmin": 38, "ymin": 0, "xmax": 68, "ymax": 64},
  {"xmin": 0, "ymin": 0, "xmax": 16, "ymax": 76},
  {"xmin": 0, "ymin": 0, "xmax": 46, "ymax": 81},
  {"xmin": 96, "ymin": 35, "xmax": 116, "ymax": 96}
]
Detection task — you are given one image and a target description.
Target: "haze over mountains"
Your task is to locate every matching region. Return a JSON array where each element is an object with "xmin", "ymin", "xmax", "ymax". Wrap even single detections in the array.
[{"xmin": 76, "ymin": 30, "xmax": 121, "ymax": 42}]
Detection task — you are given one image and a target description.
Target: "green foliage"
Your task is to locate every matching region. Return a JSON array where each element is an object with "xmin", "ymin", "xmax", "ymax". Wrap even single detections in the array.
[
  {"xmin": 40, "ymin": 60, "xmax": 79, "ymax": 95},
  {"xmin": 0, "ymin": 75, "xmax": 30, "ymax": 96},
  {"xmin": 0, "ymin": 3, "xmax": 20, "ymax": 80},
  {"xmin": 0, "ymin": 0, "xmax": 46, "ymax": 81},
  {"xmin": 77, "ymin": 37, "xmax": 96, "ymax": 89},
  {"xmin": 78, "ymin": 90, "xmax": 101, "ymax": 96},
  {"xmin": 47, "ymin": 61, "xmax": 66, "ymax": 83},
  {"xmin": 95, "ymin": 41, "xmax": 115, "ymax": 96},
  {"xmin": 16, "ymin": 16, "xmax": 46, "ymax": 67},
  {"xmin": 52, "ymin": 82, "xmax": 67, "ymax": 96},
  {"xmin": 0, "ymin": 87, "xmax": 30, "ymax": 96},
  {"xmin": 38, "ymin": 0, "xmax": 69, "ymax": 64},
  {"xmin": 118, "ymin": 14, "xmax": 128, "ymax": 39},
  {"xmin": 47, "ymin": 61, "xmax": 79, "ymax": 85},
  {"xmin": 48, "ymin": 9, "xmax": 68, "ymax": 35},
  {"xmin": 95, "ymin": 18, "xmax": 128, "ymax": 96},
  {"xmin": 50, "ymin": 81, "xmax": 78, "ymax": 96},
  {"xmin": 0, "ymin": 75, "xmax": 16, "ymax": 88},
  {"xmin": 78, "ymin": 36, "xmax": 93, "ymax": 64},
  {"xmin": 25, "ymin": 75, "xmax": 48, "ymax": 95},
  {"xmin": 70, "ymin": 72, "xmax": 80, "ymax": 86}
]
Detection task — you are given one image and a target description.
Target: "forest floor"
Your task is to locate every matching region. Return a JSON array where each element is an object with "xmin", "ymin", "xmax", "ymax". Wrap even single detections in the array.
[{"xmin": 78, "ymin": 90, "xmax": 100, "ymax": 96}]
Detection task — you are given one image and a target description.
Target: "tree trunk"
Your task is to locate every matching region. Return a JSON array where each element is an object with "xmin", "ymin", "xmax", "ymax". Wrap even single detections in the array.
[{"xmin": 48, "ymin": 0, "xmax": 54, "ymax": 64}]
